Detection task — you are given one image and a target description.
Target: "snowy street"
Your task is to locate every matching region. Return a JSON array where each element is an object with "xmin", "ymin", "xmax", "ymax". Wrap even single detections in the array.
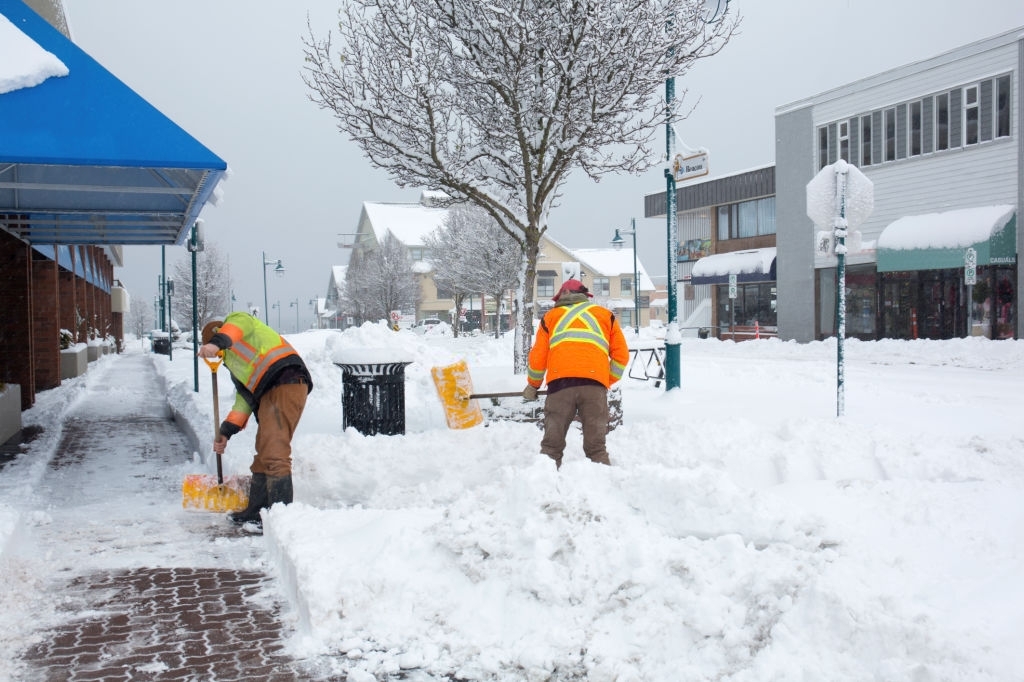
[{"xmin": 2, "ymin": 326, "xmax": 1024, "ymax": 681}]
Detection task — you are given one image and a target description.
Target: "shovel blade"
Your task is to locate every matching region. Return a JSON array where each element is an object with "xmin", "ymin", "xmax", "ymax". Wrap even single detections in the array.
[
  {"xmin": 182, "ymin": 474, "xmax": 250, "ymax": 512},
  {"xmin": 430, "ymin": 360, "xmax": 484, "ymax": 429}
]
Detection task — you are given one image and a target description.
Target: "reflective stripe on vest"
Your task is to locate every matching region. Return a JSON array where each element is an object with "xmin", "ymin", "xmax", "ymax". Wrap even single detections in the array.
[
  {"xmin": 230, "ymin": 338, "xmax": 296, "ymax": 394},
  {"xmin": 549, "ymin": 303, "xmax": 609, "ymax": 353}
]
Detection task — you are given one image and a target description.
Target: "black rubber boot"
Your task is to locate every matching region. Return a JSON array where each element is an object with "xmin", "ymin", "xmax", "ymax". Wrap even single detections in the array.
[
  {"xmin": 266, "ymin": 474, "xmax": 293, "ymax": 507},
  {"xmin": 229, "ymin": 473, "xmax": 267, "ymax": 525}
]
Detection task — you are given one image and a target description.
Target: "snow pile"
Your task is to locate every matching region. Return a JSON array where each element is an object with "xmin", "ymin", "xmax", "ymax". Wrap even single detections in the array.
[{"xmin": 5, "ymin": 324, "xmax": 1023, "ymax": 681}]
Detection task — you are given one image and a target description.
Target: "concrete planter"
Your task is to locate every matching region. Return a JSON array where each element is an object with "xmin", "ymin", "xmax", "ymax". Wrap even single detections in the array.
[
  {"xmin": 0, "ymin": 383, "xmax": 21, "ymax": 445},
  {"xmin": 61, "ymin": 345, "xmax": 88, "ymax": 379}
]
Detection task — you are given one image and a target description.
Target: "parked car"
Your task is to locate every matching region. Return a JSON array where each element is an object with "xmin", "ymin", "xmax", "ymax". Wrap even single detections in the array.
[{"xmin": 412, "ymin": 318, "xmax": 442, "ymax": 334}]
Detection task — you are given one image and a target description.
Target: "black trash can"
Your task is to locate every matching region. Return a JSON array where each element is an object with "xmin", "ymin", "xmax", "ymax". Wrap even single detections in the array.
[
  {"xmin": 336, "ymin": 360, "xmax": 412, "ymax": 436},
  {"xmin": 151, "ymin": 335, "xmax": 171, "ymax": 355}
]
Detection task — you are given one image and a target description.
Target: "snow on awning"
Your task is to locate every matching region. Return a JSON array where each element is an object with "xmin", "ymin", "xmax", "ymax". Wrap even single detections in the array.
[
  {"xmin": 690, "ymin": 247, "xmax": 777, "ymax": 285},
  {"xmin": 0, "ymin": 0, "xmax": 226, "ymax": 247},
  {"xmin": 876, "ymin": 205, "xmax": 1016, "ymax": 272}
]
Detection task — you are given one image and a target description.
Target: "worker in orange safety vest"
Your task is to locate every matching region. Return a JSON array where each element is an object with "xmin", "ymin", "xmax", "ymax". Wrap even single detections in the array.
[{"xmin": 523, "ymin": 279, "xmax": 629, "ymax": 468}]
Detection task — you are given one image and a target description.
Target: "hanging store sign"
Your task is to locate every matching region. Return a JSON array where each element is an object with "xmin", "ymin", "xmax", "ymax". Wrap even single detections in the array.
[{"xmin": 672, "ymin": 151, "xmax": 709, "ymax": 183}]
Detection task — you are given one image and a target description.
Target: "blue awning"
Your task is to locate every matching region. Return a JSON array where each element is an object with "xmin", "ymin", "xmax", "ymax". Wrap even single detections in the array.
[{"xmin": 0, "ymin": 0, "xmax": 226, "ymax": 246}]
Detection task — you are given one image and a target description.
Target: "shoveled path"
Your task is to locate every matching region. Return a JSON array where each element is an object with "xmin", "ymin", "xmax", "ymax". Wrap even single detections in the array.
[{"xmin": 9, "ymin": 352, "xmax": 341, "ymax": 681}]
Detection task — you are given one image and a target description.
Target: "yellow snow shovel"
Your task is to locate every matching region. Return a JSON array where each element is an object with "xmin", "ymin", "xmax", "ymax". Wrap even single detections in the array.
[
  {"xmin": 182, "ymin": 354, "xmax": 249, "ymax": 512},
  {"xmin": 430, "ymin": 360, "xmax": 546, "ymax": 430}
]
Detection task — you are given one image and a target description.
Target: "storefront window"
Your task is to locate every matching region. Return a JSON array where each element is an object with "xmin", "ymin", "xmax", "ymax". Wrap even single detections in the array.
[
  {"xmin": 818, "ymin": 265, "xmax": 877, "ymax": 339},
  {"xmin": 975, "ymin": 267, "xmax": 1018, "ymax": 339},
  {"xmin": 715, "ymin": 282, "xmax": 777, "ymax": 330}
]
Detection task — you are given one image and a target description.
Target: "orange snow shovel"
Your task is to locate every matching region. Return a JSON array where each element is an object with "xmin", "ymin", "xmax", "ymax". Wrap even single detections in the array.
[
  {"xmin": 182, "ymin": 354, "xmax": 249, "ymax": 512},
  {"xmin": 431, "ymin": 360, "xmax": 546, "ymax": 429}
]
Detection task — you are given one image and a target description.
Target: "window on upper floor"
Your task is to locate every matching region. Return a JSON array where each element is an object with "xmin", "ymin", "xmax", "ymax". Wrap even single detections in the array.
[
  {"xmin": 537, "ymin": 270, "xmax": 556, "ymax": 298},
  {"xmin": 935, "ymin": 92, "xmax": 950, "ymax": 151},
  {"xmin": 592, "ymin": 277, "xmax": 610, "ymax": 296},
  {"xmin": 996, "ymin": 75, "xmax": 1011, "ymax": 137},
  {"xmin": 861, "ymin": 114, "xmax": 873, "ymax": 166},
  {"xmin": 964, "ymin": 84, "xmax": 979, "ymax": 145},
  {"xmin": 620, "ymin": 276, "xmax": 633, "ymax": 296},
  {"xmin": 909, "ymin": 100, "xmax": 922, "ymax": 157},
  {"xmin": 816, "ymin": 73, "xmax": 1012, "ymax": 170},
  {"xmin": 717, "ymin": 197, "xmax": 776, "ymax": 241}
]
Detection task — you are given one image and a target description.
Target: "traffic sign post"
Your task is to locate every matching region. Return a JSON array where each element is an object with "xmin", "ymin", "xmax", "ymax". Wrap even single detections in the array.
[
  {"xmin": 807, "ymin": 160, "xmax": 874, "ymax": 417},
  {"xmin": 728, "ymin": 274, "xmax": 737, "ymax": 334},
  {"xmin": 965, "ymin": 248, "xmax": 977, "ymax": 334}
]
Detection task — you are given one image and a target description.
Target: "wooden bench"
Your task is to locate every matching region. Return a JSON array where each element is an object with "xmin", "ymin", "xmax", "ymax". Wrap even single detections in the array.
[{"xmin": 718, "ymin": 324, "xmax": 778, "ymax": 342}]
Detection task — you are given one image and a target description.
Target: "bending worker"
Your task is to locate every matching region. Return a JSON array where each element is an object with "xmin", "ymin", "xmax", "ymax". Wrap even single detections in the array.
[
  {"xmin": 198, "ymin": 312, "xmax": 313, "ymax": 526},
  {"xmin": 523, "ymin": 279, "xmax": 629, "ymax": 468}
]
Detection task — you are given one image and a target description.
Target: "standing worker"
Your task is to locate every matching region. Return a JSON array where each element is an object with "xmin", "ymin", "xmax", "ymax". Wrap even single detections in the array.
[
  {"xmin": 197, "ymin": 312, "xmax": 313, "ymax": 527},
  {"xmin": 523, "ymin": 279, "xmax": 629, "ymax": 468}
]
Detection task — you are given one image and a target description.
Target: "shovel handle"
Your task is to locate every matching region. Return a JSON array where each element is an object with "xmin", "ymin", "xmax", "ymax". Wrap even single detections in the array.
[
  {"xmin": 204, "ymin": 353, "xmax": 224, "ymax": 485},
  {"xmin": 458, "ymin": 390, "xmax": 548, "ymax": 401}
]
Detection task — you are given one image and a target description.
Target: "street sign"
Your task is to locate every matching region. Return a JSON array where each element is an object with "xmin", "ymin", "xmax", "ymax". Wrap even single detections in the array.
[
  {"xmin": 728, "ymin": 274, "xmax": 737, "ymax": 299},
  {"xmin": 965, "ymin": 247, "xmax": 977, "ymax": 285},
  {"xmin": 672, "ymin": 151, "xmax": 710, "ymax": 183},
  {"xmin": 806, "ymin": 160, "xmax": 874, "ymax": 229}
]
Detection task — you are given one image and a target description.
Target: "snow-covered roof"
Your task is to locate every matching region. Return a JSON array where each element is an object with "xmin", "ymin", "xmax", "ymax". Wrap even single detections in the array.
[
  {"xmin": 691, "ymin": 247, "xmax": 777, "ymax": 283},
  {"xmin": 877, "ymin": 205, "xmax": 1015, "ymax": 251},
  {"xmin": 0, "ymin": 11, "xmax": 67, "ymax": 95},
  {"xmin": 571, "ymin": 247, "xmax": 656, "ymax": 291},
  {"xmin": 362, "ymin": 201, "xmax": 449, "ymax": 246}
]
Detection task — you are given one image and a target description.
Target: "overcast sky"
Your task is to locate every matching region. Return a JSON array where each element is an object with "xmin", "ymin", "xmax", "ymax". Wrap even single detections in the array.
[{"xmin": 64, "ymin": 0, "xmax": 1024, "ymax": 331}]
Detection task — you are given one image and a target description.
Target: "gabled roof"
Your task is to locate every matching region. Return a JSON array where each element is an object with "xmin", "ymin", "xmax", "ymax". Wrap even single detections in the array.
[
  {"xmin": 0, "ymin": 0, "xmax": 226, "ymax": 246},
  {"xmin": 360, "ymin": 200, "xmax": 448, "ymax": 247}
]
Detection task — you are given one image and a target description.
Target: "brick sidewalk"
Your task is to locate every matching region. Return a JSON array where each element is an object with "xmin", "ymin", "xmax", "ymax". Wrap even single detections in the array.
[
  {"xmin": 10, "ymin": 353, "xmax": 343, "ymax": 681},
  {"xmin": 21, "ymin": 567, "xmax": 309, "ymax": 681}
]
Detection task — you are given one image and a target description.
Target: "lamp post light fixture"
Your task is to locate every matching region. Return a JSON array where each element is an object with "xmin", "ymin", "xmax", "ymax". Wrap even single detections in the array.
[
  {"xmin": 261, "ymin": 251, "xmax": 285, "ymax": 325},
  {"xmin": 611, "ymin": 218, "xmax": 641, "ymax": 335},
  {"xmin": 308, "ymin": 297, "xmax": 319, "ymax": 329}
]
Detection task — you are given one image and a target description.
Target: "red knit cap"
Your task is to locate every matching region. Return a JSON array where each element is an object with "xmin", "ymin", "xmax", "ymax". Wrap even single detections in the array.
[{"xmin": 553, "ymin": 279, "xmax": 592, "ymax": 301}]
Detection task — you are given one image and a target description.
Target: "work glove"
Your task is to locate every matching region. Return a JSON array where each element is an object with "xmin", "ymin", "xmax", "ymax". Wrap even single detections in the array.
[{"xmin": 523, "ymin": 385, "xmax": 539, "ymax": 402}]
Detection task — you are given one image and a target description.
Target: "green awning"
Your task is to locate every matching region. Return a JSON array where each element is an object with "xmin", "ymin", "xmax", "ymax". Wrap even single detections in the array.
[{"xmin": 876, "ymin": 206, "xmax": 1016, "ymax": 272}]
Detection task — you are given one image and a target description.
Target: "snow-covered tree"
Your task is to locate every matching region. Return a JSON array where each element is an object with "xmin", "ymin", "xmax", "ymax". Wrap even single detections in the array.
[
  {"xmin": 303, "ymin": 0, "xmax": 737, "ymax": 370},
  {"xmin": 172, "ymin": 241, "xmax": 232, "ymax": 333},
  {"xmin": 425, "ymin": 203, "xmax": 522, "ymax": 338},
  {"xmin": 126, "ymin": 301, "xmax": 150, "ymax": 340},
  {"xmin": 343, "ymin": 232, "xmax": 421, "ymax": 324}
]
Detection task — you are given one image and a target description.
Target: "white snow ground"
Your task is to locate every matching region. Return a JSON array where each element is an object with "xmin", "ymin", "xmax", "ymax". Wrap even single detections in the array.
[{"xmin": 2, "ymin": 323, "xmax": 1023, "ymax": 681}]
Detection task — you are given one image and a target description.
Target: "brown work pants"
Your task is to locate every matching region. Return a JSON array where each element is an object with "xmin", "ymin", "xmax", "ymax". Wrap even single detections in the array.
[
  {"xmin": 540, "ymin": 384, "xmax": 610, "ymax": 468},
  {"xmin": 252, "ymin": 383, "xmax": 308, "ymax": 478}
]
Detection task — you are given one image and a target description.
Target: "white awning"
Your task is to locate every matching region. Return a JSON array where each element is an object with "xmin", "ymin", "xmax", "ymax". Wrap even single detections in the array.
[{"xmin": 691, "ymin": 248, "xmax": 777, "ymax": 284}]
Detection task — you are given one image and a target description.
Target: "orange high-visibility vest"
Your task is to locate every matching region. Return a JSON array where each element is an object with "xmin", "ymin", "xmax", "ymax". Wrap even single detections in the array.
[{"xmin": 527, "ymin": 301, "xmax": 628, "ymax": 388}]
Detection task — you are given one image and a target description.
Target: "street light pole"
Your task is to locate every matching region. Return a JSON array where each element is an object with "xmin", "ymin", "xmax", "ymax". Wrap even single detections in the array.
[
  {"xmin": 611, "ymin": 219, "xmax": 641, "ymax": 335},
  {"xmin": 289, "ymin": 298, "xmax": 300, "ymax": 333},
  {"xmin": 662, "ymin": 0, "xmax": 730, "ymax": 391},
  {"xmin": 261, "ymin": 251, "xmax": 285, "ymax": 325}
]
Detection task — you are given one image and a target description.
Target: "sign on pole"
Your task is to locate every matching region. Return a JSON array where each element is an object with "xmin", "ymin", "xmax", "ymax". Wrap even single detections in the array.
[
  {"xmin": 806, "ymin": 160, "xmax": 874, "ymax": 418},
  {"xmin": 672, "ymin": 151, "xmax": 710, "ymax": 183},
  {"xmin": 964, "ymin": 247, "xmax": 977, "ymax": 285},
  {"xmin": 728, "ymin": 273, "xmax": 737, "ymax": 299}
]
